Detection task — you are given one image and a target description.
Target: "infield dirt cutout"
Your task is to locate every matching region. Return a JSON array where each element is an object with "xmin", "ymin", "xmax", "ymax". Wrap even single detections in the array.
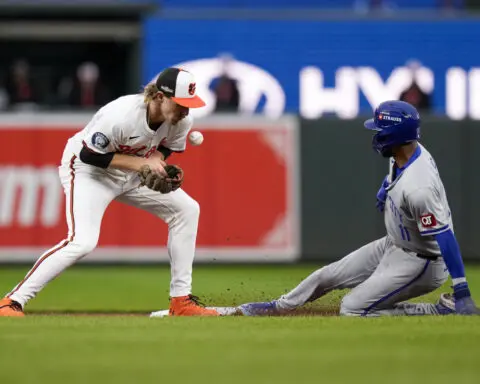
[{"xmin": 28, "ymin": 307, "xmax": 339, "ymax": 317}]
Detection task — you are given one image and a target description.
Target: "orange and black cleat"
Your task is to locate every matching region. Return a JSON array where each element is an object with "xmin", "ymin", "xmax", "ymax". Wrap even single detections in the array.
[
  {"xmin": 0, "ymin": 298, "xmax": 24, "ymax": 317},
  {"xmin": 169, "ymin": 295, "xmax": 219, "ymax": 316}
]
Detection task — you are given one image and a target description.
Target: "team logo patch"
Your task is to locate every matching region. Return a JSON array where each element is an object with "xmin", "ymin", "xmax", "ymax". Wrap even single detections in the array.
[
  {"xmin": 91, "ymin": 132, "xmax": 110, "ymax": 149},
  {"xmin": 420, "ymin": 214, "xmax": 437, "ymax": 228},
  {"xmin": 188, "ymin": 83, "xmax": 196, "ymax": 96}
]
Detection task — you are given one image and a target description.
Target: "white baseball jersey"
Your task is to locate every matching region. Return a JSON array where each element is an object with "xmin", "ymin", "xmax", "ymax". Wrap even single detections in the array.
[
  {"xmin": 384, "ymin": 144, "xmax": 453, "ymax": 256},
  {"xmin": 62, "ymin": 94, "xmax": 193, "ymax": 178}
]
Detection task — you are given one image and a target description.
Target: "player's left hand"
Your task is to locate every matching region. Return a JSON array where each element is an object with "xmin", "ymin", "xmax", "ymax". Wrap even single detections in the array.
[
  {"xmin": 139, "ymin": 164, "xmax": 183, "ymax": 193},
  {"xmin": 165, "ymin": 164, "xmax": 184, "ymax": 191},
  {"xmin": 376, "ymin": 176, "xmax": 389, "ymax": 212},
  {"xmin": 455, "ymin": 297, "xmax": 480, "ymax": 315},
  {"xmin": 454, "ymin": 283, "xmax": 480, "ymax": 315}
]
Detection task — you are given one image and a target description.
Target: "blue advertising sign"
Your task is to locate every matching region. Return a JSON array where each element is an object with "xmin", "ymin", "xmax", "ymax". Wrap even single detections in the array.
[
  {"xmin": 161, "ymin": 0, "xmax": 441, "ymax": 9},
  {"xmin": 144, "ymin": 18, "xmax": 480, "ymax": 119},
  {"xmin": 0, "ymin": 0, "xmax": 156, "ymax": 5}
]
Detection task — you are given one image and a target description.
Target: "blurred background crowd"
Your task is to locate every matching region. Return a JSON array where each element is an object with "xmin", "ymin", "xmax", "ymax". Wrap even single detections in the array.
[{"xmin": 0, "ymin": 0, "xmax": 477, "ymax": 113}]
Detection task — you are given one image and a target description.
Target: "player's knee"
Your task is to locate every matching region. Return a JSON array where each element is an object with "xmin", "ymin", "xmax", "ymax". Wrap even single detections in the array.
[
  {"xmin": 71, "ymin": 238, "xmax": 98, "ymax": 256},
  {"xmin": 167, "ymin": 194, "xmax": 200, "ymax": 229},
  {"xmin": 181, "ymin": 197, "xmax": 200, "ymax": 220},
  {"xmin": 339, "ymin": 294, "xmax": 364, "ymax": 316}
]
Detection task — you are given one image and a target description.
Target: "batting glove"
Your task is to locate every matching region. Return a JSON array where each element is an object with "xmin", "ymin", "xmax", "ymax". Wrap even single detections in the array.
[{"xmin": 454, "ymin": 283, "xmax": 480, "ymax": 315}]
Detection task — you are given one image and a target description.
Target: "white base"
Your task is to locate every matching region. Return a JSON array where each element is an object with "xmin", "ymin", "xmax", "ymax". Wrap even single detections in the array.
[{"xmin": 150, "ymin": 306, "xmax": 239, "ymax": 318}]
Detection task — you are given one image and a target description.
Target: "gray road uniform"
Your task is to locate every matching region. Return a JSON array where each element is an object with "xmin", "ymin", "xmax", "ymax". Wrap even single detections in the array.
[{"xmin": 277, "ymin": 144, "xmax": 450, "ymax": 316}]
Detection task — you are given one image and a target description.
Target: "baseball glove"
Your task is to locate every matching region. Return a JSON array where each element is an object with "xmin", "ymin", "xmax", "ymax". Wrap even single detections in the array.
[{"xmin": 139, "ymin": 164, "xmax": 184, "ymax": 194}]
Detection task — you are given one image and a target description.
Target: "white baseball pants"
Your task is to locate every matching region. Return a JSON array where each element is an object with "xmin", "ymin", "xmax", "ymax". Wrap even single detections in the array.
[{"xmin": 7, "ymin": 155, "xmax": 199, "ymax": 307}]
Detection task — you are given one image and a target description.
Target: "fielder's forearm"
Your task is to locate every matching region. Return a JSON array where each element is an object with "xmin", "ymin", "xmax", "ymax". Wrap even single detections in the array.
[
  {"xmin": 80, "ymin": 146, "xmax": 163, "ymax": 172},
  {"xmin": 80, "ymin": 144, "xmax": 145, "ymax": 171},
  {"xmin": 109, "ymin": 153, "xmax": 147, "ymax": 172}
]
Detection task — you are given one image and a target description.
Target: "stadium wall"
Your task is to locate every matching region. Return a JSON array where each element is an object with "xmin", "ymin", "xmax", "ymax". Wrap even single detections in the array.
[
  {"xmin": 301, "ymin": 117, "xmax": 475, "ymax": 262},
  {"xmin": 0, "ymin": 113, "xmax": 477, "ymax": 263}
]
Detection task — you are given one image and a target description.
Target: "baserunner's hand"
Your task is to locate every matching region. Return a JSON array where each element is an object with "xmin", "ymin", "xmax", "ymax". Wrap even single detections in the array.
[{"xmin": 454, "ymin": 283, "xmax": 480, "ymax": 315}]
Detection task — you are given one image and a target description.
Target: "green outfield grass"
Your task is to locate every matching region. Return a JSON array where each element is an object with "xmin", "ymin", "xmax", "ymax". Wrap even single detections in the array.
[{"xmin": 1, "ymin": 264, "xmax": 479, "ymax": 384}]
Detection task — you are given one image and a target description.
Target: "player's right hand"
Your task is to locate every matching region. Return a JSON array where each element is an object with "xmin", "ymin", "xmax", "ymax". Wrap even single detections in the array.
[
  {"xmin": 142, "ymin": 157, "xmax": 167, "ymax": 176},
  {"xmin": 376, "ymin": 176, "xmax": 389, "ymax": 212}
]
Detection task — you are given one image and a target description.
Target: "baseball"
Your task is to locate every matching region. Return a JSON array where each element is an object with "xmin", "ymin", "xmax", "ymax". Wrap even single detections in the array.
[{"xmin": 188, "ymin": 131, "xmax": 204, "ymax": 146}]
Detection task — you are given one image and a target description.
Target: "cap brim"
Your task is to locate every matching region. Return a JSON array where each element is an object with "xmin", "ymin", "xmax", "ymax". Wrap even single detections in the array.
[
  {"xmin": 172, "ymin": 95, "xmax": 206, "ymax": 108},
  {"xmin": 364, "ymin": 118, "xmax": 381, "ymax": 131}
]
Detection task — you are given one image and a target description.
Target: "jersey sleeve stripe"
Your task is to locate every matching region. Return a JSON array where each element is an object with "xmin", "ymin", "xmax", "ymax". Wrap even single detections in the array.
[{"xmin": 419, "ymin": 224, "xmax": 450, "ymax": 236}]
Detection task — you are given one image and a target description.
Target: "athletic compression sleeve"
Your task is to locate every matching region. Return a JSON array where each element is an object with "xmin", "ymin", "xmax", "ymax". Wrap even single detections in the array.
[
  {"xmin": 157, "ymin": 145, "xmax": 172, "ymax": 160},
  {"xmin": 79, "ymin": 145, "xmax": 114, "ymax": 169}
]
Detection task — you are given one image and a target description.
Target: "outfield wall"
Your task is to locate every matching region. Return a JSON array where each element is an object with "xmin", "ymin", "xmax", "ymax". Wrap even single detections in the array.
[
  {"xmin": 0, "ymin": 114, "xmax": 300, "ymax": 263},
  {"xmin": 0, "ymin": 113, "xmax": 478, "ymax": 263},
  {"xmin": 301, "ymin": 118, "xmax": 476, "ymax": 262}
]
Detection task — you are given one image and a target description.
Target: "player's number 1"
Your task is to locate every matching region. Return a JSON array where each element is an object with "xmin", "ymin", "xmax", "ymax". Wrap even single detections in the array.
[{"xmin": 399, "ymin": 224, "xmax": 411, "ymax": 241}]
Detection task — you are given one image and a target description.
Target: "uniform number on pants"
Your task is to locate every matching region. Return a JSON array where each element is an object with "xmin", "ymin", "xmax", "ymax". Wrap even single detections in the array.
[{"xmin": 399, "ymin": 224, "xmax": 411, "ymax": 241}]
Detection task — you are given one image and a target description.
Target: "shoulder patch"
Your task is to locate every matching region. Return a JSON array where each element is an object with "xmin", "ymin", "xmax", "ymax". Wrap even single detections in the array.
[
  {"xmin": 91, "ymin": 132, "xmax": 110, "ymax": 150},
  {"xmin": 420, "ymin": 213, "xmax": 437, "ymax": 228}
]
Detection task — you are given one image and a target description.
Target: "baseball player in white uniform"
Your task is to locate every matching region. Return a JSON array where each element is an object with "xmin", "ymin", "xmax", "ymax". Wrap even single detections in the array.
[
  {"xmin": 239, "ymin": 101, "xmax": 479, "ymax": 317},
  {"xmin": 0, "ymin": 67, "xmax": 220, "ymax": 317}
]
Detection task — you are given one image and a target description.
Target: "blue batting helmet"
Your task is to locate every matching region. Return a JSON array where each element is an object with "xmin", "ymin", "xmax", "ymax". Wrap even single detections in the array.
[{"xmin": 364, "ymin": 100, "xmax": 420, "ymax": 157}]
